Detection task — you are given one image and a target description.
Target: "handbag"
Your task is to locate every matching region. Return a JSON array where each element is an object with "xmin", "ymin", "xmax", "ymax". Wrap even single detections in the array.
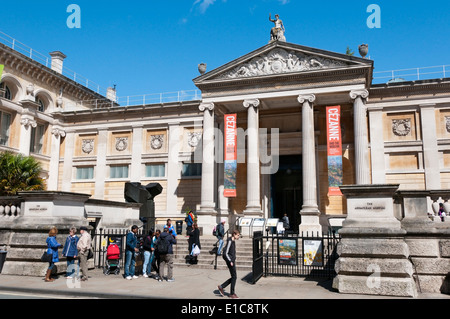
[
  {"xmin": 191, "ymin": 244, "xmax": 201, "ymax": 257},
  {"xmin": 87, "ymin": 248, "xmax": 94, "ymax": 260},
  {"xmin": 41, "ymin": 251, "xmax": 53, "ymax": 263}
]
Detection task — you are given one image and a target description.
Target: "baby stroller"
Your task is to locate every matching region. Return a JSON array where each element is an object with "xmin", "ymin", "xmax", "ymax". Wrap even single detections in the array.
[{"xmin": 103, "ymin": 243, "xmax": 121, "ymax": 275}]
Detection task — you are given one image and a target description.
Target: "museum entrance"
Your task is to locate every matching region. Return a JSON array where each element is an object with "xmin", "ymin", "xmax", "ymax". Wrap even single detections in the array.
[{"xmin": 270, "ymin": 155, "xmax": 302, "ymax": 234}]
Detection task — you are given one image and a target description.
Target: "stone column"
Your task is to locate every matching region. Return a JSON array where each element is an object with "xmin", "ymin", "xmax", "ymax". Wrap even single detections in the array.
[
  {"xmin": 166, "ymin": 123, "xmax": 181, "ymax": 217},
  {"xmin": 198, "ymin": 103, "xmax": 216, "ymax": 214},
  {"xmin": 19, "ymin": 116, "xmax": 36, "ymax": 156},
  {"xmin": 61, "ymin": 131, "xmax": 75, "ymax": 192},
  {"xmin": 130, "ymin": 125, "xmax": 143, "ymax": 182},
  {"xmin": 368, "ymin": 106, "xmax": 386, "ymax": 184},
  {"xmin": 298, "ymin": 94, "xmax": 321, "ymax": 234},
  {"xmin": 47, "ymin": 126, "xmax": 66, "ymax": 190},
  {"xmin": 217, "ymin": 120, "xmax": 229, "ymax": 217},
  {"xmin": 350, "ymin": 89, "xmax": 371, "ymax": 185},
  {"xmin": 419, "ymin": 104, "xmax": 440, "ymax": 189},
  {"xmin": 243, "ymin": 99, "xmax": 262, "ymax": 215},
  {"xmin": 94, "ymin": 129, "xmax": 108, "ymax": 199}
]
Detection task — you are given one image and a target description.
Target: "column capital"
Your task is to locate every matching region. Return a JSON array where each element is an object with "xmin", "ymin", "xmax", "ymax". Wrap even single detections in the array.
[
  {"xmin": 20, "ymin": 117, "xmax": 37, "ymax": 129},
  {"xmin": 350, "ymin": 89, "xmax": 369, "ymax": 100},
  {"xmin": 243, "ymin": 99, "xmax": 260, "ymax": 109},
  {"xmin": 51, "ymin": 126, "xmax": 66, "ymax": 138},
  {"xmin": 199, "ymin": 102, "xmax": 215, "ymax": 112},
  {"xmin": 297, "ymin": 94, "xmax": 316, "ymax": 104}
]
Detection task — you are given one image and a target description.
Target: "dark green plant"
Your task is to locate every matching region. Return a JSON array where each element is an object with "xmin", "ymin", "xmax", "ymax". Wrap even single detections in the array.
[{"xmin": 0, "ymin": 151, "xmax": 46, "ymax": 196}]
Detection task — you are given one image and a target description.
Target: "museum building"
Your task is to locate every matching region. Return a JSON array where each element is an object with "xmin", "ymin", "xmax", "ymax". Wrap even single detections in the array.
[{"xmin": 1, "ymin": 31, "xmax": 450, "ymax": 233}]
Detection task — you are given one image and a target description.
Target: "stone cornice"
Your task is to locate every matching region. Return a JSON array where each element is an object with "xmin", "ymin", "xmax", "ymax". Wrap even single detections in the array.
[
  {"xmin": 370, "ymin": 79, "xmax": 450, "ymax": 98},
  {"xmin": 0, "ymin": 43, "xmax": 106, "ymax": 102}
]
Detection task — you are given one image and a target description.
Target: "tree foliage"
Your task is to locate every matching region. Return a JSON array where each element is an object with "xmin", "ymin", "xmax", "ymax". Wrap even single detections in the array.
[{"xmin": 0, "ymin": 152, "xmax": 46, "ymax": 196}]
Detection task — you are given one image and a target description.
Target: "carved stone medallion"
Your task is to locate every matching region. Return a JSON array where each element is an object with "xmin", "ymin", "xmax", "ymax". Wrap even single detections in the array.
[
  {"xmin": 82, "ymin": 139, "xmax": 94, "ymax": 154},
  {"xmin": 392, "ymin": 119, "xmax": 411, "ymax": 137},
  {"xmin": 445, "ymin": 117, "xmax": 450, "ymax": 133},
  {"xmin": 150, "ymin": 135, "xmax": 164, "ymax": 150},
  {"xmin": 188, "ymin": 132, "xmax": 202, "ymax": 148},
  {"xmin": 115, "ymin": 137, "xmax": 128, "ymax": 152}
]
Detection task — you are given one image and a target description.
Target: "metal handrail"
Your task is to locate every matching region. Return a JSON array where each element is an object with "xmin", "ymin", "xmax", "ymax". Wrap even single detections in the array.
[{"xmin": 373, "ymin": 64, "xmax": 450, "ymax": 83}]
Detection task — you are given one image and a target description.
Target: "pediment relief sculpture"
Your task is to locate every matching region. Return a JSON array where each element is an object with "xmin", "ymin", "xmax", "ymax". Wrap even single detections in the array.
[{"xmin": 218, "ymin": 48, "xmax": 348, "ymax": 80}]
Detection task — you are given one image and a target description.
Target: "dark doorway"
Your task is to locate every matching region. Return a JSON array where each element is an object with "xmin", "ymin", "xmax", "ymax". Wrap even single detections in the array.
[{"xmin": 270, "ymin": 155, "xmax": 302, "ymax": 234}]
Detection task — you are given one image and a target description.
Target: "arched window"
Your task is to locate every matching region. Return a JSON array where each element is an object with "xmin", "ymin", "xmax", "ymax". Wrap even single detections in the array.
[
  {"xmin": 36, "ymin": 97, "xmax": 46, "ymax": 112},
  {"xmin": 0, "ymin": 82, "xmax": 12, "ymax": 100}
]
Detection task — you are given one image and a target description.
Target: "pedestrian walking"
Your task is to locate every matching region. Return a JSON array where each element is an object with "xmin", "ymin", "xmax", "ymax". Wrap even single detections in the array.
[
  {"xmin": 216, "ymin": 219, "xmax": 226, "ymax": 255},
  {"xmin": 218, "ymin": 229, "xmax": 240, "ymax": 299},
  {"xmin": 142, "ymin": 229, "xmax": 154, "ymax": 278},
  {"xmin": 125, "ymin": 225, "xmax": 139, "ymax": 280},
  {"xmin": 45, "ymin": 226, "xmax": 63, "ymax": 282},
  {"xmin": 187, "ymin": 222, "xmax": 201, "ymax": 264},
  {"xmin": 62, "ymin": 226, "xmax": 79, "ymax": 278},
  {"xmin": 77, "ymin": 226, "xmax": 91, "ymax": 282},
  {"xmin": 157, "ymin": 226, "xmax": 177, "ymax": 282}
]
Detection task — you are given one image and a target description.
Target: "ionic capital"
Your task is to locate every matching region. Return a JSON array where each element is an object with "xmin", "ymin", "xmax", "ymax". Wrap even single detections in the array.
[
  {"xmin": 243, "ymin": 99, "xmax": 260, "ymax": 109},
  {"xmin": 199, "ymin": 102, "xmax": 215, "ymax": 112},
  {"xmin": 20, "ymin": 117, "xmax": 37, "ymax": 129},
  {"xmin": 51, "ymin": 127, "xmax": 66, "ymax": 138},
  {"xmin": 297, "ymin": 94, "xmax": 316, "ymax": 105},
  {"xmin": 350, "ymin": 89, "xmax": 369, "ymax": 100}
]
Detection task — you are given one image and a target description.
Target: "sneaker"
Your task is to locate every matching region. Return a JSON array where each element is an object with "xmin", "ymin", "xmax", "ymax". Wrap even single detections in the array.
[
  {"xmin": 167, "ymin": 278, "xmax": 175, "ymax": 282},
  {"xmin": 125, "ymin": 276, "xmax": 132, "ymax": 280},
  {"xmin": 143, "ymin": 274, "xmax": 149, "ymax": 278},
  {"xmin": 218, "ymin": 285, "xmax": 225, "ymax": 297},
  {"xmin": 133, "ymin": 276, "xmax": 139, "ymax": 279},
  {"xmin": 229, "ymin": 294, "xmax": 239, "ymax": 299}
]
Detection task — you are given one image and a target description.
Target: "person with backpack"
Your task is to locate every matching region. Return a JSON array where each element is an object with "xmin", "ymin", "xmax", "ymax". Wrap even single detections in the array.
[
  {"xmin": 215, "ymin": 219, "xmax": 226, "ymax": 255},
  {"xmin": 185, "ymin": 210, "xmax": 195, "ymax": 236},
  {"xmin": 142, "ymin": 229, "xmax": 154, "ymax": 278},
  {"xmin": 218, "ymin": 229, "xmax": 240, "ymax": 299},
  {"xmin": 157, "ymin": 226, "xmax": 177, "ymax": 282}
]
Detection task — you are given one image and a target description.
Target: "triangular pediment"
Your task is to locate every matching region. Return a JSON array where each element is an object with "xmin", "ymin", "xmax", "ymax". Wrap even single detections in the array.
[{"xmin": 194, "ymin": 41, "xmax": 373, "ymax": 85}]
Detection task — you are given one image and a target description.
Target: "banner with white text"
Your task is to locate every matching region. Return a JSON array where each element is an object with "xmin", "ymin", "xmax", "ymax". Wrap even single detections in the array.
[
  {"xmin": 224, "ymin": 114, "xmax": 237, "ymax": 197},
  {"xmin": 326, "ymin": 106, "xmax": 343, "ymax": 196}
]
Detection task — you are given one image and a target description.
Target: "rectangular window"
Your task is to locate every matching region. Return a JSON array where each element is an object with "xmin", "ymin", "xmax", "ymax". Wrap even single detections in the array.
[
  {"xmin": 76, "ymin": 167, "xmax": 94, "ymax": 180},
  {"xmin": 0, "ymin": 111, "xmax": 11, "ymax": 146},
  {"xmin": 182, "ymin": 163, "xmax": 202, "ymax": 177},
  {"xmin": 30, "ymin": 124, "xmax": 45, "ymax": 154},
  {"xmin": 110, "ymin": 165, "xmax": 129, "ymax": 179},
  {"xmin": 145, "ymin": 164, "xmax": 166, "ymax": 178}
]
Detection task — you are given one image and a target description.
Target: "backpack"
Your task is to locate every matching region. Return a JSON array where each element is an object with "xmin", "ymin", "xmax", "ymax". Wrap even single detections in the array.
[
  {"xmin": 156, "ymin": 235, "xmax": 169, "ymax": 254},
  {"xmin": 212, "ymin": 225, "xmax": 217, "ymax": 236}
]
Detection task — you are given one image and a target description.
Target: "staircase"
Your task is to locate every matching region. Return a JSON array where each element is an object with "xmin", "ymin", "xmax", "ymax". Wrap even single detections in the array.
[{"xmin": 171, "ymin": 236, "xmax": 253, "ymax": 272}]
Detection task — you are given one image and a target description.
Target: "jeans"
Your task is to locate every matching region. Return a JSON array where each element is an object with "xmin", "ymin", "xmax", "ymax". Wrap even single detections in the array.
[
  {"xmin": 217, "ymin": 237, "xmax": 224, "ymax": 255},
  {"xmin": 124, "ymin": 250, "xmax": 136, "ymax": 277},
  {"xmin": 66, "ymin": 257, "xmax": 77, "ymax": 277},
  {"xmin": 221, "ymin": 261, "xmax": 237, "ymax": 295},
  {"xmin": 143, "ymin": 251, "xmax": 154, "ymax": 275}
]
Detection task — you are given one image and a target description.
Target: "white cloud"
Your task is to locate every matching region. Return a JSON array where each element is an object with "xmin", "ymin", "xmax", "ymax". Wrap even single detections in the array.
[{"xmin": 193, "ymin": 0, "xmax": 217, "ymax": 14}]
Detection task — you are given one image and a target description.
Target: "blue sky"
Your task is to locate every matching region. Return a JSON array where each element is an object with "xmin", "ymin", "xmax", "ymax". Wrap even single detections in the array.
[{"xmin": 1, "ymin": 0, "xmax": 450, "ymax": 98}]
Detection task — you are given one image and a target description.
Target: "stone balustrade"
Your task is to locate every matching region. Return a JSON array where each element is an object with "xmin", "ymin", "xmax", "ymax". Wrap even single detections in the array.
[
  {"xmin": 0, "ymin": 197, "xmax": 22, "ymax": 218},
  {"xmin": 429, "ymin": 190, "xmax": 450, "ymax": 222}
]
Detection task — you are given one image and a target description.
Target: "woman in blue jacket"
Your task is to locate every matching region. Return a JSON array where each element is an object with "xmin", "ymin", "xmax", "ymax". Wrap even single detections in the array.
[
  {"xmin": 45, "ymin": 226, "xmax": 63, "ymax": 282},
  {"xmin": 62, "ymin": 227, "xmax": 79, "ymax": 278}
]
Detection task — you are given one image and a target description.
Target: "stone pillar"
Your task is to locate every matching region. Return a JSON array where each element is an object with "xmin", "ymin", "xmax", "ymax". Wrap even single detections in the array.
[
  {"xmin": 368, "ymin": 106, "xmax": 386, "ymax": 184},
  {"xmin": 217, "ymin": 121, "xmax": 229, "ymax": 217},
  {"xmin": 130, "ymin": 125, "xmax": 143, "ymax": 182},
  {"xmin": 94, "ymin": 129, "xmax": 108, "ymax": 199},
  {"xmin": 61, "ymin": 131, "xmax": 75, "ymax": 192},
  {"xmin": 298, "ymin": 94, "xmax": 321, "ymax": 234},
  {"xmin": 333, "ymin": 184, "xmax": 418, "ymax": 298},
  {"xmin": 350, "ymin": 89, "xmax": 371, "ymax": 185},
  {"xmin": 47, "ymin": 126, "xmax": 66, "ymax": 190},
  {"xmin": 166, "ymin": 123, "xmax": 181, "ymax": 217},
  {"xmin": 198, "ymin": 103, "xmax": 216, "ymax": 214},
  {"xmin": 243, "ymin": 99, "xmax": 262, "ymax": 215},
  {"xmin": 419, "ymin": 104, "xmax": 440, "ymax": 189},
  {"xmin": 19, "ymin": 115, "xmax": 36, "ymax": 156}
]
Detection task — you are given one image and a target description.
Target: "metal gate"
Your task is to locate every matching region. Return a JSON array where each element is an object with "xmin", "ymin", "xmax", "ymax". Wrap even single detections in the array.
[{"xmin": 252, "ymin": 231, "xmax": 341, "ymax": 284}]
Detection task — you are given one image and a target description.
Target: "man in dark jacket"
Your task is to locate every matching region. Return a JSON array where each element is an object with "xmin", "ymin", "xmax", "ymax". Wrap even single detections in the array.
[
  {"xmin": 124, "ymin": 225, "xmax": 139, "ymax": 280},
  {"xmin": 157, "ymin": 226, "xmax": 177, "ymax": 282},
  {"xmin": 218, "ymin": 229, "xmax": 240, "ymax": 299},
  {"xmin": 216, "ymin": 219, "xmax": 226, "ymax": 255}
]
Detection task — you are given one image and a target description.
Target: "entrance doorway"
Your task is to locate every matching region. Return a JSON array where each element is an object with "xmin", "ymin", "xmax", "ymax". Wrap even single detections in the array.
[{"xmin": 270, "ymin": 155, "xmax": 302, "ymax": 233}]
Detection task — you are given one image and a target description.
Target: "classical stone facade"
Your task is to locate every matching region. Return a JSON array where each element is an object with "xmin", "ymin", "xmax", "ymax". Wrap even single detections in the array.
[{"xmin": 1, "ymin": 38, "xmax": 450, "ymax": 233}]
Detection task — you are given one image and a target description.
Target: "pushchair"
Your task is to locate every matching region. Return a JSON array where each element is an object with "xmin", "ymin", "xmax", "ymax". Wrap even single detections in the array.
[{"xmin": 103, "ymin": 243, "xmax": 121, "ymax": 275}]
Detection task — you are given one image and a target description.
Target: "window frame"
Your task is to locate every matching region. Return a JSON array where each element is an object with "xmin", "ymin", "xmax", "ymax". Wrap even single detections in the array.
[{"xmin": 0, "ymin": 110, "xmax": 12, "ymax": 146}]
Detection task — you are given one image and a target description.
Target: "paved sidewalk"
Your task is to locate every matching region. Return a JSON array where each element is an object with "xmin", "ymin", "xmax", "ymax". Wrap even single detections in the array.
[{"xmin": 0, "ymin": 266, "xmax": 449, "ymax": 300}]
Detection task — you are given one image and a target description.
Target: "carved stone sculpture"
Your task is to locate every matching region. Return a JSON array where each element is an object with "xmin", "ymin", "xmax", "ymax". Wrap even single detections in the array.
[
  {"xmin": 150, "ymin": 135, "xmax": 164, "ymax": 150},
  {"xmin": 82, "ymin": 139, "xmax": 94, "ymax": 154},
  {"xmin": 115, "ymin": 137, "xmax": 128, "ymax": 152},
  {"xmin": 392, "ymin": 119, "xmax": 411, "ymax": 137}
]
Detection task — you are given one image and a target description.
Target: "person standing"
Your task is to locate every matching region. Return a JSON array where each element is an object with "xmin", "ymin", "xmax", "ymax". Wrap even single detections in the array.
[
  {"xmin": 185, "ymin": 210, "xmax": 195, "ymax": 236},
  {"xmin": 142, "ymin": 229, "xmax": 154, "ymax": 278},
  {"xmin": 157, "ymin": 226, "xmax": 177, "ymax": 282},
  {"xmin": 152, "ymin": 229, "xmax": 161, "ymax": 278},
  {"xmin": 218, "ymin": 230, "xmax": 240, "ymax": 299},
  {"xmin": 45, "ymin": 226, "xmax": 63, "ymax": 282},
  {"xmin": 62, "ymin": 226, "xmax": 79, "ymax": 278},
  {"xmin": 166, "ymin": 219, "xmax": 177, "ymax": 238},
  {"xmin": 125, "ymin": 225, "xmax": 139, "ymax": 280},
  {"xmin": 77, "ymin": 226, "xmax": 91, "ymax": 282},
  {"xmin": 282, "ymin": 214, "xmax": 290, "ymax": 233},
  {"xmin": 187, "ymin": 223, "xmax": 201, "ymax": 264},
  {"xmin": 216, "ymin": 219, "xmax": 226, "ymax": 255}
]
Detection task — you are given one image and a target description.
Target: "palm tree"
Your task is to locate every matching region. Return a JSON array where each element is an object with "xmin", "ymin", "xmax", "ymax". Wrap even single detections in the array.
[{"xmin": 0, "ymin": 151, "xmax": 46, "ymax": 196}]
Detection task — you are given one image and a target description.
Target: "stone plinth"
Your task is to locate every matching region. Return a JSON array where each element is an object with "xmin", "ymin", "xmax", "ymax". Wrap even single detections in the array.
[{"xmin": 333, "ymin": 184, "xmax": 418, "ymax": 298}]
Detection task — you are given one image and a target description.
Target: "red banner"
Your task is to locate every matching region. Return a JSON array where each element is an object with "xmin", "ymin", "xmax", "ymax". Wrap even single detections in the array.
[
  {"xmin": 224, "ymin": 114, "xmax": 237, "ymax": 197},
  {"xmin": 326, "ymin": 106, "xmax": 343, "ymax": 196}
]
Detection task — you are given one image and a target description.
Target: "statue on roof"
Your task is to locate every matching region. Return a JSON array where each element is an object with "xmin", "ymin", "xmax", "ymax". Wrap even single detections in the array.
[{"xmin": 269, "ymin": 13, "xmax": 286, "ymax": 43}]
